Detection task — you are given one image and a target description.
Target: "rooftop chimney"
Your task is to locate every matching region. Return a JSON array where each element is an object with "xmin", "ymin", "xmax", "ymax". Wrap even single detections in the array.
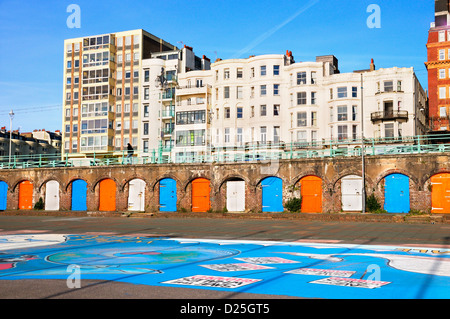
[{"xmin": 370, "ymin": 58, "xmax": 376, "ymax": 71}]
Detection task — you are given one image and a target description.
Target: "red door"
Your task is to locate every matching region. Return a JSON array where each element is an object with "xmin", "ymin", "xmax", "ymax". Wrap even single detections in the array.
[
  {"xmin": 192, "ymin": 178, "xmax": 210, "ymax": 212},
  {"xmin": 19, "ymin": 181, "xmax": 33, "ymax": 210},
  {"xmin": 99, "ymin": 179, "xmax": 116, "ymax": 211},
  {"xmin": 300, "ymin": 176, "xmax": 322, "ymax": 213}
]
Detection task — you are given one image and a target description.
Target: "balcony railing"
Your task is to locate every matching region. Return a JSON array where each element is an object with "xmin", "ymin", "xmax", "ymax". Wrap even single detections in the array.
[{"xmin": 371, "ymin": 111, "xmax": 409, "ymax": 122}]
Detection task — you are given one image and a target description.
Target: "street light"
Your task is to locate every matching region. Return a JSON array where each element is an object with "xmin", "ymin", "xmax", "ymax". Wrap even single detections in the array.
[{"xmin": 8, "ymin": 109, "xmax": 14, "ymax": 168}]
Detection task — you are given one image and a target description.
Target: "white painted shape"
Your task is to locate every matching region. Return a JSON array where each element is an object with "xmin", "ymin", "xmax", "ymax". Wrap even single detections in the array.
[
  {"xmin": 45, "ymin": 180, "xmax": 60, "ymax": 211},
  {"xmin": 0, "ymin": 234, "xmax": 67, "ymax": 251},
  {"xmin": 128, "ymin": 179, "xmax": 146, "ymax": 211},
  {"xmin": 226, "ymin": 181, "xmax": 245, "ymax": 212}
]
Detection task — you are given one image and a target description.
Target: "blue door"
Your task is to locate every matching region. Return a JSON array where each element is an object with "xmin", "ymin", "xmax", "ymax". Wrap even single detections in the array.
[
  {"xmin": 72, "ymin": 179, "xmax": 87, "ymax": 211},
  {"xmin": 0, "ymin": 181, "xmax": 7, "ymax": 211},
  {"xmin": 160, "ymin": 178, "xmax": 177, "ymax": 212},
  {"xmin": 384, "ymin": 174, "xmax": 410, "ymax": 213},
  {"xmin": 261, "ymin": 177, "xmax": 283, "ymax": 212}
]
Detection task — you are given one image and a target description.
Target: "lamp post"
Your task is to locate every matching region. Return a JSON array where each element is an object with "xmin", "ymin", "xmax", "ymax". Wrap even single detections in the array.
[
  {"xmin": 361, "ymin": 74, "xmax": 366, "ymax": 213},
  {"xmin": 8, "ymin": 109, "xmax": 14, "ymax": 168}
]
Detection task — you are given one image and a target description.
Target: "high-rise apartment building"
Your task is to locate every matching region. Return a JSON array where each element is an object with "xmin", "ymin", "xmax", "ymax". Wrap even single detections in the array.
[
  {"xmin": 62, "ymin": 29, "xmax": 177, "ymax": 157},
  {"xmin": 426, "ymin": 0, "xmax": 450, "ymax": 132}
]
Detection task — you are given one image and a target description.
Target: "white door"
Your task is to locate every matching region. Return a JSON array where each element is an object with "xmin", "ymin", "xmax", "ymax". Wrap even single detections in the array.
[
  {"xmin": 227, "ymin": 181, "xmax": 245, "ymax": 212},
  {"xmin": 341, "ymin": 175, "xmax": 363, "ymax": 211},
  {"xmin": 128, "ymin": 179, "xmax": 146, "ymax": 211},
  {"xmin": 45, "ymin": 180, "xmax": 60, "ymax": 211}
]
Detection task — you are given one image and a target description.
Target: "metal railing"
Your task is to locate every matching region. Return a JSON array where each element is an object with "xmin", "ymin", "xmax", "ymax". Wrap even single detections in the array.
[{"xmin": 1, "ymin": 133, "xmax": 450, "ymax": 169}]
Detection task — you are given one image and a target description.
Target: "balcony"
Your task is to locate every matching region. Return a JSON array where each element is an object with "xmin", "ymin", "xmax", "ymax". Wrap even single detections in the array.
[
  {"xmin": 161, "ymin": 108, "xmax": 175, "ymax": 119},
  {"xmin": 371, "ymin": 111, "xmax": 408, "ymax": 123}
]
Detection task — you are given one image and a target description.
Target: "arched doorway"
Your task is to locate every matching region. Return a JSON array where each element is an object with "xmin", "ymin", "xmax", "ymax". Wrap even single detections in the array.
[
  {"xmin": 261, "ymin": 177, "xmax": 283, "ymax": 212},
  {"xmin": 99, "ymin": 179, "xmax": 116, "ymax": 212},
  {"xmin": 226, "ymin": 179, "xmax": 245, "ymax": 212},
  {"xmin": 299, "ymin": 176, "xmax": 322, "ymax": 213},
  {"xmin": 384, "ymin": 174, "xmax": 410, "ymax": 213},
  {"xmin": 341, "ymin": 175, "xmax": 363, "ymax": 211},
  {"xmin": 0, "ymin": 181, "xmax": 8, "ymax": 211},
  {"xmin": 45, "ymin": 180, "xmax": 60, "ymax": 211},
  {"xmin": 159, "ymin": 178, "xmax": 177, "ymax": 212},
  {"xmin": 431, "ymin": 173, "xmax": 450, "ymax": 214},
  {"xmin": 192, "ymin": 178, "xmax": 210, "ymax": 212},
  {"xmin": 18, "ymin": 181, "xmax": 33, "ymax": 210},
  {"xmin": 128, "ymin": 179, "xmax": 146, "ymax": 211},
  {"xmin": 71, "ymin": 179, "xmax": 87, "ymax": 211}
]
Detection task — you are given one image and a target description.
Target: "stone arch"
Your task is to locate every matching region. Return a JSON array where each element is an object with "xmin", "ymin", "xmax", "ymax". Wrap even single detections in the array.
[
  {"xmin": 65, "ymin": 177, "xmax": 89, "ymax": 192},
  {"xmin": 217, "ymin": 174, "xmax": 249, "ymax": 193},
  {"xmin": 152, "ymin": 174, "xmax": 182, "ymax": 192},
  {"xmin": 121, "ymin": 175, "xmax": 149, "ymax": 192},
  {"xmin": 11, "ymin": 178, "xmax": 35, "ymax": 193},
  {"xmin": 38, "ymin": 177, "xmax": 65, "ymax": 193},
  {"xmin": 90, "ymin": 176, "xmax": 119, "ymax": 193}
]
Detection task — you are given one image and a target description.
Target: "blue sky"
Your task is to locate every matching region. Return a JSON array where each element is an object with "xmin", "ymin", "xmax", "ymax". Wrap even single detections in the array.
[{"xmin": 0, "ymin": 0, "xmax": 434, "ymax": 132}]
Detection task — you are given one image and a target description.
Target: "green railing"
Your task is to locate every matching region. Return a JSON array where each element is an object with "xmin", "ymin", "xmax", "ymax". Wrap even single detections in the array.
[{"xmin": 1, "ymin": 134, "xmax": 450, "ymax": 169}]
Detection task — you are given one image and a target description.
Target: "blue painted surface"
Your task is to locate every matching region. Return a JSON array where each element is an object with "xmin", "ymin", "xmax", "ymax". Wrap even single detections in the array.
[
  {"xmin": 0, "ymin": 181, "xmax": 7, "ymax": 211},
  {"xmin": 384, "ymin": 174, "xmax": 410, "ymax": 213},
  {"xmin": 261, "ymin": 177, "xmax": 283, "ymax": 212},
  {"xmin": 71, "ymin": 180, "xmax": 87, "ymax": 211},
  {"xmin": 160, "ymin": 178, "xmax": 177, "ymax": 212},
  {"xmin": 0, "ymin": 235, "xmax": 449, "ymax": 299}
]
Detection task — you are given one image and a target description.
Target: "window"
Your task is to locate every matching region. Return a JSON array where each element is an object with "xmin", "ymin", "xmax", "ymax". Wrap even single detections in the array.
[
  {"xmin": 273, "ymin": 65, "xmax": 280, "ymax": 75},
  {"xmin": 330, "ymin": 88, "xmax": 333, "ymax": 100},
  {"xmin": 260, "ymin": 105, "xmax": 267, "ymax": 116},
  {"xmin": 329, "ymin": 107, "xmax": 334, "ymax": 122},
  {"xmin": 397, "ymin": 81, "xmax": 402, "ymax": 92},
  {"xmin": 297, "ymin": 131, "xmax": 307, "ymax": 144},
  {"xmin": 237, "ymin": 107, "xmax": 243, "ymax": 118},
  {"xmin": 273, "ymin": 84, "xmax": 280, "ymax": 95},
  {"xmin": 338, "ymin": 106, "xmax": 348, "ymax": 121},
  {"xmin": 440, "ymin": 106, "xmax": 447, "ymax": 118},
  {"xmin": 297, "ymin": 112, "xmax": 307, "ymax": 127},
  {"xmin": 251, "ymin": 67, "xmax": 255, "ymax": 78},
  {"xmin": 143, "ymin": 123, "xmax": 149, "ymax": 135},
  {"xmin": 352, "ymin": 87, "xmax": 358, "ymax": 98},
  {"xmin": 338, "ymin": 125, "xmax": 348, "ymax": 141},
  {"xmin": 439, "ymin": 49, "xmax": 445, "ymax": 61},
  {"xmin": 251, "ymin": 106, "xmax": 255, "ymax": 117},
  {"xmin": 273, "ymin": 105, "xmax": 280, "ymax": 116},
  {"xmin": 224, "ymin": 68, "xmax": 230, "ymax": 79},
  {"xmin": 337, "ymin": 87, "xmax": 347, "ymax": 98},
  {"xmin": 439, "ymin": 86, "xmax": 446, "ymax": 99},
  {"xmin": 67, "ymin": 61, "xmax": 72, "ymax": 69},
  {"xmin": 225, "ymin": 107, "xmax": 231, "ymax": 119},
  {"xmin": 260, "ymin": 85, "xmax": 267, "ymax": 96},
  {"xmin": 352, "ymin": 105, "xmax": 358, "ymax": 121},
  {"xmin": 260, "ymin": 65, "xmax": 266, "ymax": 76},
  {"xmin": 144, "ymin": 105, "xmax": 149, "ymax": 117},
  {"xmin": 311, "ymin": 92, "xmax": 317, "ymax": 105},
  {"xmin": 297, "ymin": 72, "xmax": 306, "ymax": 85},
  {"xmin": 237, "ymin": 86, "xmax": 243, "ymax": 99},
  {"xmin": 352, "ymin": 125, "xmax": 358, "ymax": 141},
  {"xmin": 311, "ymin": 112, "xmax": 317, "ymax": 126},
  {"xmin": 237, "ymin": 128, "xmax": 243, "ymax": 143},
  {"xmin": 385, "ymin": 123, "xmax": 394, "ymax": 138},
  {"xmin": 273, "ymin": 126, "xmax": 280, "ymax": 143},
  {"xmin": 440, "ymin": 69, "xmax": 446, "ymax": 79},
  {"xmin": 297, "ymin": 92, "xmax": 307, "ymax": 105},
  {"xmin": 384, "ymin": 81, "xmax": 394, "ymax": 92},
  {"xmin": 237, "ymin": 68, "xmax": 243, "ymax": 78},
  {"xmin": 439, "ymin": 30, "xmax": 446, "ymax": 42},
  {"xmin": 224, "ymin": 86, "xmax": 230, "ymax": 99},
  {"xmin": 260, "ymin": 127, "xmax": 267, "ymax": 143},
  {"xmin": 311, "ymin": 72, "xmax": 317, "ymax": 84},
  {"xmin": 125, "ymin": 53, "xmax": 131, "ymax": 62},
  {"xmin": 225, "ymin": 128, "xmax": 230, "ymax": 143},
  {"xmin": 144, "ymin": 88, "xmax": 149, "ymax": 100}
]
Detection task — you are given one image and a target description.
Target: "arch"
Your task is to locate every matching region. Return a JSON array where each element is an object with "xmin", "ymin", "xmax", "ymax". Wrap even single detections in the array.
[
  {"xmin": 38, "ymin": 176, "xmax": 64, "ymax": 193},
  {"xmin": 191, "ymin": 178, "xmax": 211, "ymax": 212},
  {"xmin": 383, "ymin": 173, "xmax": 410, "ymax": 213},
  {"xmin": 18, "ymin": 180, "xmax": 33, "ymax": 210},
  {"xmin": 91, "ymin": 177, "xmax": 118, "ymax": 193},
  {"xmin": 12, "ymin": 178, "xmax": 35, "ymax": 193},
  {"xmin": 218, "ymin": 175, "xmax": 248, "ymax": 192},
  {"xmin": 298, "ymin": 175, "xmax": 322, "ymax": 213},
  {"xmin": 152, "ymin": 174, "xmax": 181, "ymax": 192},
  {"xmin": 0, "ymin": 181, "xmax": 8, "ymax": 211},
  {"xmin": 44, "ymin": 180, "xmax": 60, "ymax": 211},
  {"xmin": 430, "ymin": 173, "xmax": 450, "ymax": 214},
  {"xmin": 127, "ymin": 178, "xmax": 146, "ymax": 211},
  {"xmin": 375, "ymin": 169, "xmax": 418, "ymax": 189},
  {"xmin": 121, "ymin": 176, "xmax": 150, "ymax": 192},
  {"xmin": 183, "ymin": 175, "xmax": 211, "ymax": 192},
  {"xmin": 71, "ymin": 179, "xmax": 88, "ymax": 211},
  {"xmin": 341, "ymin": 175, "xmax": 363, "ymax": 212},
  {"xmin": 98, "ymin": 179, "xmax": 116, "ymax": 212},
  {"xmin": 159, "ymin": 178, "xmax": 177, "ymax": 212},
  {"xmin": 261, "ymin": 176, "xmax": 283, "ymax": 212}
]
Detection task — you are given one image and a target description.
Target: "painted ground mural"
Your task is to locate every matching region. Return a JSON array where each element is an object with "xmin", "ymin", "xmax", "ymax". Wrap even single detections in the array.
[{"xmin": 0, "ymin": 234, "xmax": 449, "ymax": 299}]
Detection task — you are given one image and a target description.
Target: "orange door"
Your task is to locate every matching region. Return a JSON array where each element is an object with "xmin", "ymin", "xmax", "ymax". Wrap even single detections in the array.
[
  {"xmin": 192, "ymin": 178, "xmax": 210, "ymax": 212},
  {"xmin": 18, "ymin": 181, "xmax": 33, "ymax": 210},
  {"xmin": 431, "ymin": 173, "xmax": 450, "ymax": 214},
  {"xmin": 300, "ymin": 176, "xmax": 322, "ymax": 213},
  {"xmin": 99, "ymin": 179, "xmax": 116, "ymax": 211}
]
